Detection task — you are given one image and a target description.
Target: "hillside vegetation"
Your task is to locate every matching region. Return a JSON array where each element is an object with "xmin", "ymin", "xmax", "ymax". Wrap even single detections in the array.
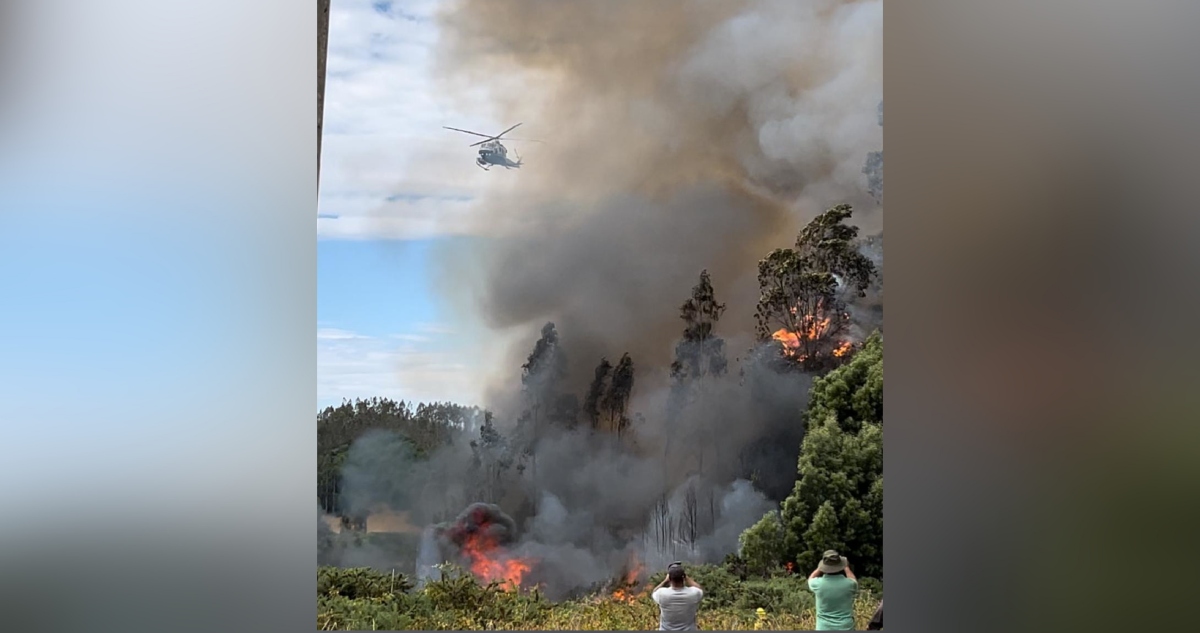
[{"xmin": 317, "ymin": 565, "xmax": 882, "ymax": 630}]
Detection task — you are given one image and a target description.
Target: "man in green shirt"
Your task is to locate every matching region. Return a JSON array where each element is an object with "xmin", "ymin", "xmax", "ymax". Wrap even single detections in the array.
[{"xmin": 807, "ymin": 551, "xmax": 859, "ymax": 630}]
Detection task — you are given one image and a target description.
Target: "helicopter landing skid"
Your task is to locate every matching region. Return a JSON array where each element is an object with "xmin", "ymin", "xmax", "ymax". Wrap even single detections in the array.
[{"xmin": 476, "ymin": 160, "xmax": 490, "ymax": 171}]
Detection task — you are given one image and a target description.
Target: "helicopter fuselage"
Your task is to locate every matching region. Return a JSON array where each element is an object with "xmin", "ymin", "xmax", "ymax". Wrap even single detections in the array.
[
  {"xmin": 476, "ymin": 140, "xmax": 521, "ymax": 170},
  {"xmin": 444, "ymin": 123, "xmax": 526, "ymax": 171}
]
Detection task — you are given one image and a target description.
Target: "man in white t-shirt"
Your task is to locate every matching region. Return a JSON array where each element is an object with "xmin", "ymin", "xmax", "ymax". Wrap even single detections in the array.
[{"xmin": 651, "ymin": 562, "xmax": 704, "ymax": 631}]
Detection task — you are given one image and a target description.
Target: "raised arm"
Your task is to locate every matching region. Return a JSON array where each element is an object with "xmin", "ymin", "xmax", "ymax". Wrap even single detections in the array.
[
  {"xmin": 809, "ymin": 566, "xmax": 824, "ymax": 580},
  {"xmin": 685, "ymin": 575, "xmax": 702, "ymax": 591},
  {"xmin": 844, "ymin": 562, "xmax": 857, "ymax": 581}
]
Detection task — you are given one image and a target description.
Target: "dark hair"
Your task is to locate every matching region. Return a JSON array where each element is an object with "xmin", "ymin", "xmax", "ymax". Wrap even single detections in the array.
[{"xmin": 668, "ymin": 565, "xmax": 685, "ymax": 583}]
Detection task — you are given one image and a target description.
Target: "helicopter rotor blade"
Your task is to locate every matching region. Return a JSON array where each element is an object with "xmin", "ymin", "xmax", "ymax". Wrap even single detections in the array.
[
  {"xmin": 443, "ymin": 126, "xmax": 494, "ymax": 139},
  {"xmin": 450, "ymin": 123, "xmax": 527, "ymax": 147},
  {"xmin": 493, "ymin": 122, "xmax": 522, "ymax": 140}
]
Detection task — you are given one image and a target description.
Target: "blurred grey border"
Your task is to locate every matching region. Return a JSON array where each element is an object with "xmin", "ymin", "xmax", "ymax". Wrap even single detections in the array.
[{"xmin": 888, "ymin": 2, "xmax": 1200, "ymax": 632}]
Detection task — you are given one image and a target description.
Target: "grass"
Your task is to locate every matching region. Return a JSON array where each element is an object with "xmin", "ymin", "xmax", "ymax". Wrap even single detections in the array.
[{"xmin": 317, "ymin": 565, "xmax": 882, "ymax": 630}]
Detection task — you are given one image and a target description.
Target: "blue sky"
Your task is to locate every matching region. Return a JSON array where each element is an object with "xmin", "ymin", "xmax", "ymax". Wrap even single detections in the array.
[{"xmin": 317, "ymin": 0, "xmax": 506, "ymax": 409}]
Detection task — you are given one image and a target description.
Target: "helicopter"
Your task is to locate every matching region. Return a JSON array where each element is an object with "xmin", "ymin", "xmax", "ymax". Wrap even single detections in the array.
[{"xmin": 443, "ymin": 122, "xmax": 531, "ymax": 171}]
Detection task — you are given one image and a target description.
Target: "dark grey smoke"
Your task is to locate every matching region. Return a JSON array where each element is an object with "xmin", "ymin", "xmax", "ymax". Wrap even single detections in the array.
[
  {"xmin": 435, "ymin": 502, "xmax": 518, "ymax": 551},
  {"xmin": 852, "ymin": 233, "xmax": 884, "ymax": 339}
]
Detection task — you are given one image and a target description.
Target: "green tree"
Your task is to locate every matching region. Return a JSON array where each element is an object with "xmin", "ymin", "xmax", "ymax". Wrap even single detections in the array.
[
  {"xmin": 779, "ymin": 332, "xmax": 884, "ymax": 578},
  {"xmin": 317, "ymin": 398, "xmax": 481, "ymax": 515},
  {"xmin": 804, "ymin": 329, "xmax": 882, "ymax": 434},
  {"xmin": 754, "ymin": 205, "xmax": 876, "ymax": 372},
  {"xmin": 739, "ymin": 510, "xmax": 787, "ymax": 576}
]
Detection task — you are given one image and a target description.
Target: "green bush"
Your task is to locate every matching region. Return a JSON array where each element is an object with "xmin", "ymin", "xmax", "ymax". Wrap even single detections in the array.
[
  {"xmin": 739, "ymin": 511, "xmax": 787, "ymax": 575},
  {"xmin": 318, "ymin": 566, "xmax": 412, "ymax": 600}
]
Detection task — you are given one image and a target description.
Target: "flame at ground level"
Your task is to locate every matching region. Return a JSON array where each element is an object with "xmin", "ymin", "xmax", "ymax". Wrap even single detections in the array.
[
  {"xmin": 611, "ymin": 587, "xmax": 642, "ymax": 603},
  {"xmin": 460, "ymin": 532, "xmax": 533, "ymax": 590},
  {"xmin": 611, "ymin": 551, "xmax": 648, "ymax": 603}
]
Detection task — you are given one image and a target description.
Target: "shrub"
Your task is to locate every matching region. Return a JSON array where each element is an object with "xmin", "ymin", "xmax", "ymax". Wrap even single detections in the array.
[{"xmin": 318, "ymin": 566, "xmax": 412, "ymax": 600}]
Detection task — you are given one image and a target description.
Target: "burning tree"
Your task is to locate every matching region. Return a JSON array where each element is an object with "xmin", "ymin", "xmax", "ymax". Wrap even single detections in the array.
[{"xmin": 754, "ymin": 204, "xmax": 876, "ymax": 372}]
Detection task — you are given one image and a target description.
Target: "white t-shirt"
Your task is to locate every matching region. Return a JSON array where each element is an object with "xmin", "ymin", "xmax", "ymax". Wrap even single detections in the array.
[{"xmin": 652, "ymin": 585, "xmax": 704, "ymax": 631}]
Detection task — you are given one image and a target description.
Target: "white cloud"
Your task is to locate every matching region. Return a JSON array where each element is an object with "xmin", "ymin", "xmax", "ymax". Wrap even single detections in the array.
[
  {"xmin": 317, "ymin": 327, "xmax": 370, "ymax": 340},
  {"xmin": 318, "ymin": 0, "xmax": 518, "ymax": 240},
  {"xmin": 317, "ymin": 324, "xmax": 483, "ymax": 408},
  {"xmin": 388, "ymin": 333, "xmax": 430, "ymax": 342}
]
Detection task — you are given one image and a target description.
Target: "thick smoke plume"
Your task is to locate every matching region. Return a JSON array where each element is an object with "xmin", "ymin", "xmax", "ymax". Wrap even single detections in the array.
[
  {"xmin": 322, "ymin": 0, "xmax": 883, "ymax": 599},
  {"xmin": 431, "ymin": 0, "xmax": 882, "ymax": 398}
]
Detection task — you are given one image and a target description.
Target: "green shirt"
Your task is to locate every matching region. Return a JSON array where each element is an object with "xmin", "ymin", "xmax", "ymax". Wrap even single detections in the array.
[{"xmin": 808, "ymin": 575, "xmax": 858, "ymax": 630}]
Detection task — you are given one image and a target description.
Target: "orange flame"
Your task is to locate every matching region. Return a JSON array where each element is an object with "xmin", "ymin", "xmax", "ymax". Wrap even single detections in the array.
[
  {"xmin": 772, "ymin": 306, "xmax": 855, "ymax": 363},
  {"xmin": 612, "ymin": 587, "xmax": 637, "ymax": 603},
  {"xmin": 623, "ymin": 552, "xmax": 644, "ymax": 585},
  {"xmin": 611, "ymin": 552, "xmax": 646, "ymax": 603},
  {"xmin": 460, "ymin": 531, "xmax": 532, "ymax": 591}
]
